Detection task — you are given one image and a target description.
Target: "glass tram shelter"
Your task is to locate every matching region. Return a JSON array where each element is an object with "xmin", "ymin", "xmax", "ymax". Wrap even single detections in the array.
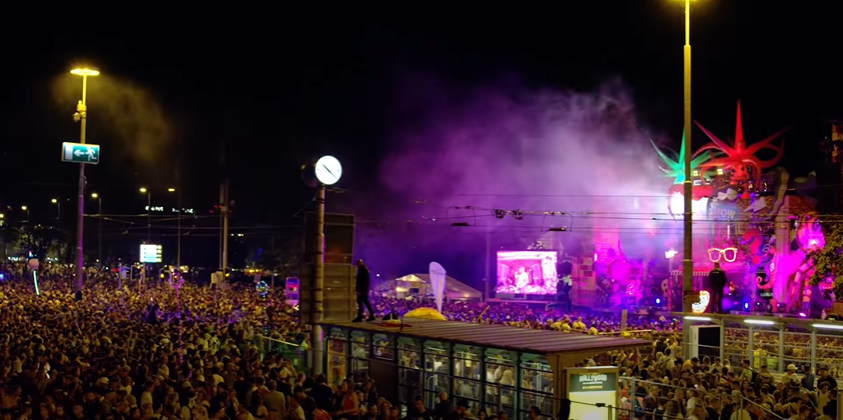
[{"xmin": 321, "ymin": 319, "xmax": 650, "ymax": 420}]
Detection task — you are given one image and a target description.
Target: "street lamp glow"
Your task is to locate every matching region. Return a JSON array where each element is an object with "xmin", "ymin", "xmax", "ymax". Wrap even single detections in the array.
[
  {"xmin": 139, "ymin": 187, "xmax": 148, "ymax": 193},
  {"xmin": 0, "ymin": 214, "xmax": 5, "ymax": 219},
  {"xmin": 21, "ymin": 206, "xmax": 27, "ymax": 211},
  {"xmin": 168, "ymin": 188, "xmax": 176, "ymax": 192},
  {"xmin": 91, "ymin": 193, "xmax": 99, "ymax": 199},
  {"xmin": 51, "ymin": 198, "xmax": 58, "ymax": 204},
  {"xmin": 70, "ymin": 68, "xmax": 100, "ymax": 77}
]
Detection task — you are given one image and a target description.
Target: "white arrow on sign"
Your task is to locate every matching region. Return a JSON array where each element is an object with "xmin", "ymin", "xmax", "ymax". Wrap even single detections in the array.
[{"xmin": 73, "ymin": 147, "xmax": 97, "ymax": 161}]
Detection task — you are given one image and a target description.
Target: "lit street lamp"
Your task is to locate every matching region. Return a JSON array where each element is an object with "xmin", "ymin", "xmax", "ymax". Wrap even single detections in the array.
[
  {"xmin": 51, "ymin": 198, "xmax": 61, "ymax": 224},
  {"xmin": 91, "ymin": 193, "xmax": 103, "ymax": 266},
  {"xmin": 139, "ymin": 187, "xmax": 178, "ymax": 254},
  {"xmin": 140, "ymin": 187, "xmax": 151, "ymax": 242},
  {"xmin": 21, "ymin": 206, "xmax": 29, "ymax": 223},
  {"xmin": 71, "ymin": 66, "xmax": 99, "ymax": 294}
]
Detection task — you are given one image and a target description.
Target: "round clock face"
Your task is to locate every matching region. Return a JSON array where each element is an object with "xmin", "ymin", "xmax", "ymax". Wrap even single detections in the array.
[{"xmin": 314, "ymin": 155, "xmax": 342, "ymax": 185}]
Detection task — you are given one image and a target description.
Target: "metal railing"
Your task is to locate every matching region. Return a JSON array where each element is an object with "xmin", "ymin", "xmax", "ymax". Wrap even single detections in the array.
[{"xmin": 623, "ymin": 377, "xmax": 787, "ymax": 420}]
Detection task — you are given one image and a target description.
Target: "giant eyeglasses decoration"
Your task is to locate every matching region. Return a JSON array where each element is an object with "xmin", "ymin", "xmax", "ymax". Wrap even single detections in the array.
[{"xmin": 708, "ymin": 247, "xmax": 738, "ymax": 263}]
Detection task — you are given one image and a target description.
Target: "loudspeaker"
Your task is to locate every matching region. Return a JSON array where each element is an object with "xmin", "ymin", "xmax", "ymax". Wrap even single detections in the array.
[{"xmin": 304, "ymin": 213, "xmax": 354, "ymax": 264}]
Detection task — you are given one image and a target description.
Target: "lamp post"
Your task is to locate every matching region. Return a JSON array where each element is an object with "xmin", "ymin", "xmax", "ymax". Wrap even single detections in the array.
[
  {"xmin": 679, "ymin": 0, "xmax": 695, "ymax": 359},
  {"xmin": 21, "ymin": 206, "xmax": 29, "ymax": 223},
  {"xmin": 51, "ymin": 198, "xmax": 61, "ymax": 225},
  {"xmin": 140, "ymin": 188, "xmax": 151, "ymax": 242},
  {"xmin": 91, "ymin": 193, "xmax": 102, "ymax": 266},
  {"xmin": 140, "ymin": 187, "xmax": 178, "ymax": 261},
  {"xmin": 71, "ymin": 67, "xmax": 99, "ymax": 294},
  {"xmin": 169, "ymin": 187, "xmax": 182, "ymax": 268}
]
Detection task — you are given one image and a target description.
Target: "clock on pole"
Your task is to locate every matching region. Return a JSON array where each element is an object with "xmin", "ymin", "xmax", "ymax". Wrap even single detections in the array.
[
  {"xmin": 300, "ymin": 154, "xmax": 343, "ymax": 377},
  {"xmin": 314, "ymin": 155, "xmax": 342, "ymax": 185}
]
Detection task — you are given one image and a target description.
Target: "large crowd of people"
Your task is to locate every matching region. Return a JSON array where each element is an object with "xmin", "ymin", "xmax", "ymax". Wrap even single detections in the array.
[{"xmin": 0, "ymin": 262, "xmax": 839, "ymax": 420}]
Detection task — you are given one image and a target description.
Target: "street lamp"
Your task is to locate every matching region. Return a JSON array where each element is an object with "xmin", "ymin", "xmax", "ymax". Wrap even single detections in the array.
[
  {"xmin": 91, "ymin": 193, "xmax": 103, "ymax": 266},
  {"xmin": 168, "ymin": 188, "xmax": 182, "ymax": 269},
  {"xmin": 51, "ymin": 198, "xmax": 61, "ymax": 223},
  {"xmin": 71, "ymin": 66, "xmax": 99, "ymax": 294},
  {"xmin": 21, "ymin": 206, "xmax": 29, "ymax": 222},
  {"xmin": 140, "ymin": 187, "xmax": 151, "ymax": 242}
]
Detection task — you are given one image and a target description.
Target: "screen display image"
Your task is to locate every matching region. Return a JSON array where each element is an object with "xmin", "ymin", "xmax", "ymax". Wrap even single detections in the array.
[
  {"xmin": 140, "ymin": 244, "xmax": 163, "ymax": 263},
  {"xmin": 496, "ymin": 251, "xmax": 558, "ymax": 295}
]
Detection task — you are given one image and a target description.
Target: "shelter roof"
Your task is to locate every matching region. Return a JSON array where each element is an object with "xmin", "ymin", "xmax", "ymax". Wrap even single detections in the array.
[{"xmin": 321, "ymin": 319, "xmax": 650, "ymax": 356}]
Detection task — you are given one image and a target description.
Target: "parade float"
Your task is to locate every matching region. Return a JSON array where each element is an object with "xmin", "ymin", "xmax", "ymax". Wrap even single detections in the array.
[
  {"xmin": 568, "ymin": 102, "xmax": 832, "ymax": 315},
  {"xmin": 663, "ymin": 102, "xmax": 830, "ymax": 314}
]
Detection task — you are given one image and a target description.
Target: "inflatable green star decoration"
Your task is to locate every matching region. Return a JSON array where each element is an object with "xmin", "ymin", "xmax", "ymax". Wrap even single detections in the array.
[{"xmin": 651, "ymin": 131, "xmax": 713, "ymax": 185}]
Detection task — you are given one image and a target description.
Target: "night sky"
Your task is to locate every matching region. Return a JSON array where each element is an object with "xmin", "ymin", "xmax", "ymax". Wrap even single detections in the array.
[{"xmin": 1, "ymin": 1, "xmax": 842, "ymax": 268}]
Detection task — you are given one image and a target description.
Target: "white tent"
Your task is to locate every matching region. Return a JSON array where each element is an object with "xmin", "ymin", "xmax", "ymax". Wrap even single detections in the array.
[{"xmin": 379, "ymin": 273, "xmax": 482, "ymax": 300}]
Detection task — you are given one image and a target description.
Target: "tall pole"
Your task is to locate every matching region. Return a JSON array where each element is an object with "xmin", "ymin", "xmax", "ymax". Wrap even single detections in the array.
[
  {"xmin": 74, "ymin": 75, "xmax": 89, "ymax": 294},
  {"xmin": 222, "ymin": 179, "xmax": 230, "ymax": 282},
  {"xmin": 484, "ymin": 230, "xmax": 491, "ymax": 301},
  {"xmin": 219, "ymin": 183, "xmax": 224, "ymax": 269},
  {"xmin": 312, "ymin": 184, "xmax": 326, "ymax": 375},
  {"xmin": 681, "ymin": 0, "xmax": 694, "ymax": 358},
  {"xmin": 177, "ymin": 189, "xmax": 182, "ymax": 268},
  {"xmin": 98, "ymin": 198, "xmax": 102, "ymax": 266},
  {"xmin": 147, "ymin": 193, "xmax": 152, "ymax": 242}
]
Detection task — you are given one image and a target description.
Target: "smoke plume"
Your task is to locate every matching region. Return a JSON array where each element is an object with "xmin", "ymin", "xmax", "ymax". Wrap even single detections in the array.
[
  {"xmin": 51, "ymin": 73, "xmax": 174, "ymax": 180},
  {"xmin": 380, "ymin": 74, "xmax": 667, "ymax": 213}
]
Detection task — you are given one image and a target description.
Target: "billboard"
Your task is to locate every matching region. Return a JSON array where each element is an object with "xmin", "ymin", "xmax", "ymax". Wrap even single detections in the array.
[
  {"xmin": 496, "ymin": 251, "xmax": 558, "ymax": 295},
  {"xmin": 566, "ymin": 367, "xmax": 619, "ymax": 420},
  {"xmin": 140, "ymin": 244, "xmax": 163, "ymax": 263}
]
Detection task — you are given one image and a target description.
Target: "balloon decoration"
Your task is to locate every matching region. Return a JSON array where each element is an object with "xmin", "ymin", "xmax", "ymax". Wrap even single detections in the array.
[
  {"xmin": 694, "ymin": 101, "xmax": 788, "ymax": 185},
  {"xmin": 256, "ymin": 280, "xmax": 269, "ymax": 298},
  {"xmin": 651, "ymin": 131, "xmax": 715, "ymax": 185},
  {"xmin": 653, "ymin": 132, "xmax": 716, "ymax": 217}
]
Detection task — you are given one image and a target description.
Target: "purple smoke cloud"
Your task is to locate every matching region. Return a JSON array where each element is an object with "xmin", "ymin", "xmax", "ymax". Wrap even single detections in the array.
[{"xmin": 379, "ymin": 74, "xmax": 668, "ymax": 212}]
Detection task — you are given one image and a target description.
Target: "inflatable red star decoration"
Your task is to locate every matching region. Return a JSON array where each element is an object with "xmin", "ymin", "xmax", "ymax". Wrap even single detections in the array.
[{"xmin": 693, "ymin": 101, "xmax": 789, "ymax": 184}]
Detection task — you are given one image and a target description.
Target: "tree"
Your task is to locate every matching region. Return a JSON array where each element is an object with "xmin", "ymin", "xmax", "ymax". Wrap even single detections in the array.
[
  {"xmin": 809, "ymin": 217, "xmax": 843, "ymax": 299},
  {"xmin": 7, "ymin": 225, "xmax": 69, "ymax": 261}
]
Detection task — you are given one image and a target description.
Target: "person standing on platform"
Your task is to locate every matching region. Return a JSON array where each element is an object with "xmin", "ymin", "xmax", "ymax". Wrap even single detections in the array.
[
  {"xmin": 353, "ymin": 259, "xmax": 376, "ymax": 322},
  {"xmin": 708, "ymin": 262, "xmax": 727, "ymax": 314}
]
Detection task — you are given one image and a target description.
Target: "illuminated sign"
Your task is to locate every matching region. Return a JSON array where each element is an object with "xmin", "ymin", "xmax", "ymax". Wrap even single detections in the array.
[
  {"xmin": 144, "ymin": 206, "xmax": 195, "ymax": 214},
  {"xmin": 568, "ymin": 372, "xmax": 617, "ymax": 393},
  {"xmin": 708, "ymin": 247, "xmax": 738, "ymax": 263},
  {"xmin": 140, "ymin": 244, "xmax": 163, "ymax": 263},
  {"xmin": 691, "ymin": 290, "xmax": 711, "ymax": 314},
  {"xmin": 566, "ymin": 367, "xmax": 619, "ymax": 420}
]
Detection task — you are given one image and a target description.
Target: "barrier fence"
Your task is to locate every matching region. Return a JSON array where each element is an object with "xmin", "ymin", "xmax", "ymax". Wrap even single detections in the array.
[
  {"xmin": 624, "ymin": 377, "xmax": 787, "ymax": 420},
  {"xmin": 722, "ymin": 321, "xmax": 843, "ymax": 376}
]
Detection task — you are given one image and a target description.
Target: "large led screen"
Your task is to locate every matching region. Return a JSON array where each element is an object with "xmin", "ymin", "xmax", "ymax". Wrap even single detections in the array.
[{"xmin": 496, "ymin": 251, "xmax": 558, "ymax": 295}]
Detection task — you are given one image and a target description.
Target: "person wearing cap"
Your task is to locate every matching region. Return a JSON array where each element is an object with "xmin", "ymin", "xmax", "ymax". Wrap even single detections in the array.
[
  {"xmin": 447, "ymin": 399, "xmax": 469, "ymax": 420},
  {"xmin": 781, "ymin": 364, "xmax": 799, "ymax": 387}
]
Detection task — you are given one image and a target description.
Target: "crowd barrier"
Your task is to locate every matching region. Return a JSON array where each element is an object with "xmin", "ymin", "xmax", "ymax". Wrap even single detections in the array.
[{"xmin": 624, "ymin": 377, "xmax": 786, "ymax": 420}]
